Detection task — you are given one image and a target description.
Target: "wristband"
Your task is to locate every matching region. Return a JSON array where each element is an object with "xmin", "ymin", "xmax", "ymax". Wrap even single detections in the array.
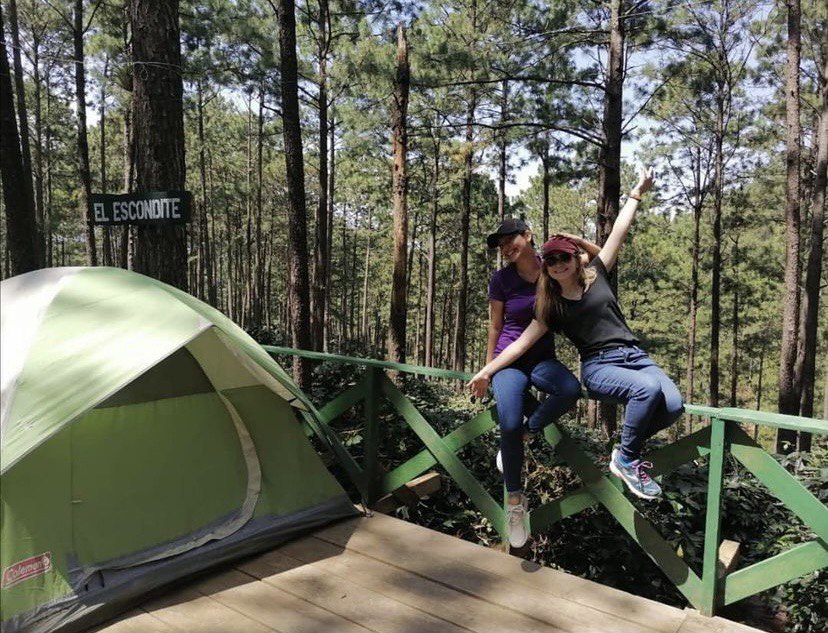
[{"xmin": 629, "ymin": 191, "xmax": 642, "ymax": 201}]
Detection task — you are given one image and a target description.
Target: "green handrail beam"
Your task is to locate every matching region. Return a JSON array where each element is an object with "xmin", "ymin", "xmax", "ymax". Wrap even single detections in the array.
[{"xmin": 265, "ymin": 346, "xmax": 827, "ymax": 618}]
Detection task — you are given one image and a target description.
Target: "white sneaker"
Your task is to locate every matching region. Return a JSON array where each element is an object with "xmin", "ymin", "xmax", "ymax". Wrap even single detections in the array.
[
  {"xmin": 496, "ymin": 428, "xmax": 531, "ymax": 474},
  {"xmin": 506, "ymin": 494, "xmax": 529, "ymax": 548}
]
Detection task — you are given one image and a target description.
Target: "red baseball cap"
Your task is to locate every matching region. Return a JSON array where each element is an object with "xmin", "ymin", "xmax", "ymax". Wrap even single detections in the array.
[{"xmin": 541, "ymin": 237, "xmax": 579, "ymax": 257}]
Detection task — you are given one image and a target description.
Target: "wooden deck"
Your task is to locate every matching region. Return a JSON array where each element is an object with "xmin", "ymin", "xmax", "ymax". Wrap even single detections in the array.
[{"xmin": 93, "ymin": 512, "xmax": 765, "ymax": 633}]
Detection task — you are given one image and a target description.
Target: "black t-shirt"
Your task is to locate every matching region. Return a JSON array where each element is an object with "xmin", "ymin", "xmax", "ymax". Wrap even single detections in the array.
[{"xmin": 552, "ymin": 258, "xmax": 639, "ymax": 358}]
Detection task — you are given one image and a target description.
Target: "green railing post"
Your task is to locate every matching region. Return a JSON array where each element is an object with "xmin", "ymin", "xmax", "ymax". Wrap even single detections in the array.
[
  {"xmin": 363, "ymin": 366, "xmax": 381, "ymax": 505},
  {"xmin": 700, "ymin": 417, "xmax": 727, "ymax": 616},
  {"xmin": 263, "ymin": 346, "xmax": 828, "ymax": 612}
]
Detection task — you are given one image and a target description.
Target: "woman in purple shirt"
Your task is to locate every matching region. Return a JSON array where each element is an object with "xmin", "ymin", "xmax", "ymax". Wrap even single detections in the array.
[{"xmin": 484, "ymin": 218, "xmax": 599, "ymax": 548}]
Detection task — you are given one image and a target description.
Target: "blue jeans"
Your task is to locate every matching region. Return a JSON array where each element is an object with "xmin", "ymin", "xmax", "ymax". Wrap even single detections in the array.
[
  {"xmin": 581, "ymin": 345, "xmax": 684, "ymax": 462},
  {"xmin": 492, "ymin": 359, "xmax": 581, "ymax": 492}
]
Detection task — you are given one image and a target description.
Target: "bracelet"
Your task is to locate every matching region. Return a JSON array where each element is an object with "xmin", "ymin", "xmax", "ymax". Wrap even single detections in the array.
[{"xmin": 629, "ymin": 191, "xmax": 642, "ymax": 201}]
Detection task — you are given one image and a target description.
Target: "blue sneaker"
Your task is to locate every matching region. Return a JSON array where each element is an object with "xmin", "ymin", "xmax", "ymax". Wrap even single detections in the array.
[{"xmin": 610, "ymin": 448, "xmax": 662, "ymax": 500}]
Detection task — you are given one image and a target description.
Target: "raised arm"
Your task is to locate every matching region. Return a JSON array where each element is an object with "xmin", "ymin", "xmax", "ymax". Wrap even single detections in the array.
[
  {"xmin": 554, "ymin": 232, "xmax": 601, "ymax": 265},
  {"xmin": 467, "ymin": 319, "xmax": 549, "ymax": 398},
  {"xmin": 486, "ymin": 300, "xmax": 504, "ymax": 364},
  {"xmin": 597, "ymin": 167, "xmax": 654, "ymax": 272}
]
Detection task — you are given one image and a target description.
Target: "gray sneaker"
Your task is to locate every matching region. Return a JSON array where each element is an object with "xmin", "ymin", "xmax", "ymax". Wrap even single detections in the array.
[
  {"xmin": 609, "ymin": 448, "xmax": 661, "ymax": 500},
  {"xmin": 505, "ymin": 493, "xmax": 529, "ymax": 548}
]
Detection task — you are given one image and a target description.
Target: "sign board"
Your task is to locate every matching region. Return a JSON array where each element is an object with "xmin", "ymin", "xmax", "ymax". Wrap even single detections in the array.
[{"xmin": 90, "ymin": 191, "xmax": 192, "ymax": 226}]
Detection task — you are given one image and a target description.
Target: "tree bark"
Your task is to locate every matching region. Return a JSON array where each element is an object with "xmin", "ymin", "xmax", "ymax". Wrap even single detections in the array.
[
  {"xmin": 0, "ymin": 6, "xmax": 39, "ymax": 275},
  {"xmin": 361, "ymin": 207, "xmax": 372, "ymax": 343},
  {"xmin": 541, "ymin": 135, "xmax": 551, "ymax": 241},
  {"xmin": 388, "ymin": 25, "xmax": 409, "ymax": 367},
  {"xmin": 129, "ymin": 0, "xmax": 187, "ymax": 289},
  {"xmin": 685, "ymin": 149, "xmax": 702, "ymax": 432},
  {"xmin": 595, "ymin": 0, "xmax": 624, "ymax": 436},
  {"xmin": 7, "ymin": 0, "xmax": 40, "ymax": 266},
  {"xmin": 793, "ymin": 56, "xmax": 827, "ymax": 451},
  {"xmin": 325, "ymin": 112, "xmax": 335, "ymax": 350},
  {"xmin": 729, "ymin": 239, "xmax": 739, "ymax": 407},
  {"xmin": 709, "ymin": 91, "xmax": 725, "ymax": 408},
  {"xmin": 311, "ymin": 0, "xmax": 331, "ymax": 352},
  {"xmin": 497, "ymin": 80, "xmax": 508, "ymax": 220},
  {"xmin": 100, "ymin": 56, "xmax": 113, "ymax": 266},
  {"xmin": 274, "ymin": 0, "xmax": 312, "ymax": 387},
  {"xmin": 777, "ymin": 0, "xmax": 802, "ymax": 452},
  {"xmin": 453, "ymin": 90, "xmax": 475, "ymax": 373},
  {"xmin": 74, "ymin": 0, "xmax": 97, "ymax": 266},
  {"xmin": 424, "ymin": 130, "xmax": 439, "ymax": 367}
]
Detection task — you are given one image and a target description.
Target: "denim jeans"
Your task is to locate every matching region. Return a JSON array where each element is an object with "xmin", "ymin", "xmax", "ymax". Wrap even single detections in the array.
[
  {"xmin": 492, "ymin": 358, "xmax": 581, "ymax": 492},
  {"xmin": 581, "ymin": 345, "xmax": 684, "ymax": 462}
]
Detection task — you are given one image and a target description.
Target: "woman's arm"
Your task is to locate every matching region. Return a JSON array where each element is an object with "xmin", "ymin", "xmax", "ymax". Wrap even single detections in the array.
[
  {"xmin": 467, "ymin": 319, "xmax": 549, "ymax": 398},
  {"xmin": 486, "ymin": 300, "xmax": 504, "ymax": 364},
  {"xmin": 598, "ymin": 167, "xmax": 654, "ymax": 272}
]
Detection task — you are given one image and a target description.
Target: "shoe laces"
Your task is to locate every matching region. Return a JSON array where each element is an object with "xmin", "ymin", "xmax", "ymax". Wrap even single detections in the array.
[
  {"xmin": 507, "ymin": 501, "xmax": 526, "ymax": 526},
  {"xmin": 635, "ymin": 461, "xmax": 654, "ymax": 483}
]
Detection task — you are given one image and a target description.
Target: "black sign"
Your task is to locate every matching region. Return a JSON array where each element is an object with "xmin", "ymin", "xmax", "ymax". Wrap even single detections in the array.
[{"xmin": 90, "ymin": 191, "xmax": 192, "ymax": 226}]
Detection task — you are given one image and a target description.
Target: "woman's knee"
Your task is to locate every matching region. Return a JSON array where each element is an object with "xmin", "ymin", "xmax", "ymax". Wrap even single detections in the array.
[
  {"xmin": 630, "ymin": 375, "xmax": 662, "ymax": 401},
  {"xmin": 496, "ymin": 408, "xmax": 525, "ymax": 434},
  {"xmin": 666, "ymin": 399, "xmax": 685, "ymax": 422},
  {"xmin": 531, "ymin": 363, "xmax": 581, "ymax": 399}
]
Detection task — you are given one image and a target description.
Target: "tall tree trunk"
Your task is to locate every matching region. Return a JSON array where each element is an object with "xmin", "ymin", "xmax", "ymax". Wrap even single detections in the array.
[
  {"xmin": 325, "ymin": 112, "xmax": 335, "ymax": 350},
  {"xmin": 274, "ymin": 0, "xmax": 311, "ymax": 387},
  {"xmin": 361, "ymin": 207, "xmax": 372, "ymax": 343},
  {"xmin": 823, "ymin": 358, "xmax": 828, "ymax": 421},
  {"xmin": 595, "ymin": 0, "xmax": 624, "ymax": 437},
  {"xmin": 100, "ymin": 57, "xmax": 113, "ymax": 266},
  {"xmin": 45, "ymin": 76, "xmax": 53, "ymax": 266},
  {"xmin": 8, "ymin": 0, "xmax": 40, "ymax": 266},
  {"xmin": 121, "ymin": 102, "xmax": 133, "ymax": 269},
  {"xmin": 453, "ymin": 90, "xmax": 475, "ymax": 373},
  {"xmin": 777, "ymin": 0, "xmax": 802, "ymax": 452},
  {"xmin": 129, "ymin": 0, "xmax": 187, "ymax": 288},
  {"xmin": 685, "ymin": 151, "xmax": 702, "ymax": 432},
  {"xmin": 0, "ymin": 6, "xmax": 39, "ymax": 274},
  {"xmin": 244, "ymin": 98, "xmax": 253, "ymax": 328},
  {"xmin": 74, "ymin": 0, "xmax": 97, "ymax": 266},
  {"xmin": 710, "ymin": 92, "xmax": 725, "ymax": 407},
  {"xmin": 197, "ymin": 83, "xmax": 215, "ymax": 304},
  {"xmin": 793, "ymin": 57, "xmax": 827, "ymax": 451},
  {"xmin": 497, "ymin": 80, "xmax": 508, "ymax": 220},
  {"xmin": 312, "ymin": 0, "xmax": 330, "ymax": 352},
  {"xmin": 424, "ymin": 133, "xmax": 439, "ymax": 367},
  {"xmin": 729, "ymin": 239, "xmax": 739, "ymax": 406},
  {"xmin": 32, "ymin": 33, "xmax": 44, "ymax": 256},
  {"xmin": 388, "ymin": 24, "xmax": 410, "ymax": 363},
  {"xmin": 541, "ymin": 136, "xmax": 551, "ymax": 241},
  {"xmin": 252, "ymin": 86, "xmax": 265, "ymax": 329}
]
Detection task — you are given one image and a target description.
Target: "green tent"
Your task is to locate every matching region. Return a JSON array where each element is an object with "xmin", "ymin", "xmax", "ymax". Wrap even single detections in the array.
[{"xmin": 0, "ymin": 267, "xmax": 357, "ymax": 633}]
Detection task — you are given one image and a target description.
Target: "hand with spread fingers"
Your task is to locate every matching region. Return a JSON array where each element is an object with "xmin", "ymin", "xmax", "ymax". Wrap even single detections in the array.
[{"xmin": 467, "ymin": 371, "xmax": 490, "ymax": 400}]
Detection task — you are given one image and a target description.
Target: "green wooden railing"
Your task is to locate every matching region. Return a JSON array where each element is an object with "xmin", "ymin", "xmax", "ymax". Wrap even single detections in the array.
[{"xmin": 264, "ymin": 346, "xmax": 828, "ymax": 617}]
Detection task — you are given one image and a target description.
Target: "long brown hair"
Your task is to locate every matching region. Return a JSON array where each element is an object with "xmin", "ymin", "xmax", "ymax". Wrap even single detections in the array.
[{"xmin": 534, "ymin": 254, "xmax": 597, "ymax": 325}]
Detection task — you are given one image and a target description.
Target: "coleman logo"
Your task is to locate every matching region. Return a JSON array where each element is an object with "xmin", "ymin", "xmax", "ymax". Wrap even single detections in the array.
[{"xmin": 2, "ymin": 553, "xmax": 52, "ymax": 589}]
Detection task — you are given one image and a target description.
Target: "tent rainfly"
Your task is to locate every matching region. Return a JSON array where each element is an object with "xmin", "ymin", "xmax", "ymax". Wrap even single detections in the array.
[{"xmin": 0, "ymin": 267, "xmax": 357, "ymax": 633}]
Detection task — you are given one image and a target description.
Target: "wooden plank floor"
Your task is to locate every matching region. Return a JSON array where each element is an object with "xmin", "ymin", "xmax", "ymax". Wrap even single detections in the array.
[{"xmin": 92, "ymin": 512, "xmax": 765, "ymax": 633}]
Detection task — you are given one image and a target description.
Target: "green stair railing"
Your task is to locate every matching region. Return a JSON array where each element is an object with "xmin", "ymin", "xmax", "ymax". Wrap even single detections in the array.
[{"xmin": 264, "ymin": 346, "xmax": 827, "ymax": 617}]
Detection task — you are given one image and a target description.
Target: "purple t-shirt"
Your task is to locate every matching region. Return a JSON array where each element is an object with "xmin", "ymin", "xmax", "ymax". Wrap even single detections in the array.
[{"xmin": 488, "ymin": 261, "xmax": 556, "ymax": 365}]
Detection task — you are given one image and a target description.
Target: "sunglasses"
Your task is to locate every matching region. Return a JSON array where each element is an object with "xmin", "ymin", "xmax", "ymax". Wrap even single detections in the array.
[
  {"xmin": 497, "ymin": 233, "xmax": 519, "ymax": 249},
  {"xmin": 544, "ymin": 252, "xmax": 573, "ymax": 266}
]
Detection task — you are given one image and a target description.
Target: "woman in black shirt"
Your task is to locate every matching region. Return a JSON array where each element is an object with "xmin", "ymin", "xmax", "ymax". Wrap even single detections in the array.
[{"xmin": 468, "ymin": 168, "xmax": 683, "ymax": 501}]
